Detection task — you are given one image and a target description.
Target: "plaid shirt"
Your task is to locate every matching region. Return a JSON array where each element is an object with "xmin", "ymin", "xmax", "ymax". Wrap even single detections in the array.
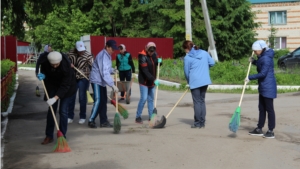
[{"xmin": 68, "ymin": 49, "xmax": 93, "ymax": 79}]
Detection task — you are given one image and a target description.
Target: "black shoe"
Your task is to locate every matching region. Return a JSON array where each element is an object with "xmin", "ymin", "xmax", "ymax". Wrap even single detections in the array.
[
  {"xmin": 263, "ymin": 130, "xmax": 275, "ymax": 139},
  {"xmin": 200, "ymin": 124, "xmax": 205, "ymax": 128},
  {"xmin": 88, "ymin": 121, "xmax": 97, "ymax": 128},
  {"xmin": 249, "ymin": 128, "xmax": 263, "ymax": 136},
  {"xmin": 191, "ymin": 125, "xmax": 200, "ymax": 129},
  {"xmin": 100, "ymin": 121, "xmax": 113, "ymax": 128},
  {"xmin": 135, "ymin": 117, "xmax": 143, "ymax": 124}
]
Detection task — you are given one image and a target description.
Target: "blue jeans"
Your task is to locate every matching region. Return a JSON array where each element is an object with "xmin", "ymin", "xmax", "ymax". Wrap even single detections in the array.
[
  {"xmin": 119, "ymin": 70, "xmax": 132, "ymax": 97},
  {"xmin": 68, "ymin": 78, "xmax": 89, "ymax": 119},
  {"xmin": 89, "ymin": 84, "xmax": 108, "ymax": 124},
  {"xmin": 191, "ymin": 85, "xmax": 208, "ymax": 127},
  {"xmin": 136, "ymin": 85, "xmax": 154, "ymax": 119},
  {"xmin": 46, "ymin": 89, "xmax": 71, "ymax": 138}
]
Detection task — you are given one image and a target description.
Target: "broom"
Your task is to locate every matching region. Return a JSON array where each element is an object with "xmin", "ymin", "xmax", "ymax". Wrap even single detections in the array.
[
  {"xmin": 229, "ymin": 52, "xmax": 254, "ymax": 133},
  {"xmin": 149, "ymin": 58, "xmax": 161, "ymax": 127},
  {"xmin": 108, "ymin": 96, "xmax": 129, "ymax": 119},
  {"xmin": 73, "ymin": 67, "xmax": 94, "ymax": 104},
  {"xmin": 36, "ymin": 83, "xmax": 41, "ymax": 97},
  {"xmin": 113, "ymin": 67, "xmax": 121, "ymax": 133},
  {"xmin": 41, "ymin": 80, "xmax": 71, "ymax": 152}
]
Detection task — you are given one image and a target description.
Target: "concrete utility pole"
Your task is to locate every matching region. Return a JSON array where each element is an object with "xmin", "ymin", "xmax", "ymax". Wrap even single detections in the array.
[
  {"xmin": 185, "ymin": 0, "xmax": 192, "ymax": 41},
  {"xmin": 200, "ymin": 0, "xmax": 219, "ymax": 62}
]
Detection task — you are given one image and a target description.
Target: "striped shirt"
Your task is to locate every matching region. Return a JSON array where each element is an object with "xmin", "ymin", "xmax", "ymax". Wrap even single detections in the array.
[{"xmin": 68, "ymin": 48, "xmax": 93, "ymax": 79}]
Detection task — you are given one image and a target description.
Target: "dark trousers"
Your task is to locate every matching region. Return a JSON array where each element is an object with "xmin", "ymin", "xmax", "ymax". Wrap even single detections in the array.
[
  {"xmin": 257, "ymin": 94, "xmax": 276, "ymax": 131},
  {"xmin": 89, "ymin": 84, "xmax": 108, "ymax": 124},
  {"xmin": 46, "ymin": 90, "xmax": 71, "ymax": 138},
  {"xmin": 68, "ymin": 78, "xmax": 89, "ymax": 119},
  {"xmin": 119, "ymin": 70, "xmax": 132, "ymax": 97},
  {"xmin": 191, "ymin": 85, "xmax": 208, "ymax": 127}
]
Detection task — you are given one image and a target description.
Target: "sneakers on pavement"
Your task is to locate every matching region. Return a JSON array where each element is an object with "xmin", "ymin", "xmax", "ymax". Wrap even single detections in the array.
[
  {"xmin": 191, "ymin": 125, "xmax": 200, "ymax": 129},
  {"xmin": 135, "ymin": 117, "xmax": 143, "ymax": 124},
  {"xmin": 68, "ymin": 118, "xmax": 73, "ymax": 124},
  {"xmin": 249, "ymin": 128, "xmax": 263, "ymax": 136},
  {"xmin": 100, "ymin": 121, "xmax": 113, "ymax": 128},
  {"xmin": 88, "ymin": 121, "xmax": 97, "ymax": 128},
  {"xmin": 263, "ymin": 130, "xmax": 275, "ymax": 139},
  {"xmin": 78, "ymin": 119, "xmax": 86, "ymax": 124},
  {"xmin": 41, "ymin": 137, "xmax": 53, "ymax": 145}
]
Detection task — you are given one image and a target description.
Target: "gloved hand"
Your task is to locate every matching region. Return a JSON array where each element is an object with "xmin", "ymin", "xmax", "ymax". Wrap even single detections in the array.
[
  {"xmin": 154, "ymin": 79, "xmax": 160, "ymax": 86},
  {"xmin": 158, "ymin": 58, "xmax": 162, "ymax": 63},
  {"xmin": 114, "ymin": 69, "xmax": 119, "ymax": 74},
  {"xmin": 112, "ymin": 85, "xmax": 119, "ymax": 93},
  {"xmin": 248, "ymin": 57, "xmax": 254, "ymax": 63},
  {"xmin": 244, "ymin": 77, "xmax": 250, "ymax": 84},
  {"xmin": 37, "ymin": 73, "xmax": 45, "ymax": 81},
  {"xmin": 47, "ymin": 97, "xmax": 57, "ymax": 106}
]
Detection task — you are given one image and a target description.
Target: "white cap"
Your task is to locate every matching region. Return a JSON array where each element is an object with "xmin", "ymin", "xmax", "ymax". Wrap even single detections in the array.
[
  {"xmin": 76, "ymin": 41, "xmax": 86, "ymax": 52},
  {"xmin": 252, "ymin": 40, "xmax": 268, "ymax": 51},
  {"xmin": 47, "ymin": 51, "xmax": 62, "ymax": 64}
]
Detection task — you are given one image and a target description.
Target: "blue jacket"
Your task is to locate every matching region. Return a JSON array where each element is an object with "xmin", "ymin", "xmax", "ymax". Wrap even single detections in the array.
[
  {"xmin": 90, "ymin": 49, "xmax": 115, "ymax": 87},
  {"xmin": 184, "ymin": 48, "xmax": 215, "ymax": 89},
  {"xmin": 249, "ymin": 49, "xmax": 277, "ymax": 99}
]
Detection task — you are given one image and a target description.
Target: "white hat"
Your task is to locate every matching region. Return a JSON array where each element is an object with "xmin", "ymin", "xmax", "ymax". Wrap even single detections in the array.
[
  {"xmin": 47, "ymin": 51, "xmax": 62, "ymax": 64},
  {"xmin": 252, "ymin": 40, "xmax": 269, "ymax": 51},
  {"xmin": 119, "ymin": 44, "xmax": 126, "ymax": 51},
  {"xmin": 76, "ymin": 41, "xmax": 86, "ymax": 52}
]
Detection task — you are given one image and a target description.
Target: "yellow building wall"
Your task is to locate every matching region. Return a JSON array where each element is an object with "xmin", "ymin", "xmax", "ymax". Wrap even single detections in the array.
[{"xmin": 251, "ymin": 2, "xmax": 300, "ymax": 51}]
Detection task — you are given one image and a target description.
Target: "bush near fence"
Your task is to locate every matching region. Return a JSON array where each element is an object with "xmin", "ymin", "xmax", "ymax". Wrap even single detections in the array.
[{"xmin": 1, "ymin": 59, "xmax": 16, "ymax": 112}]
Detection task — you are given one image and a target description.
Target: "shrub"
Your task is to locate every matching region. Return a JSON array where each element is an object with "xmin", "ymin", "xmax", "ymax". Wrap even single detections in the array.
[
  {"xmin": 274, "ymin": 49, "xmax": 290, "ymax": 59},
  {"xmin": 1, "ymin": 59, "xmax": 15, "ymax": 78}
]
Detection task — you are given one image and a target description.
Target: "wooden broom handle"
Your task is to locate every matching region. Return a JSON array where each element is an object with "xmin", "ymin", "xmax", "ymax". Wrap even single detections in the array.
[
  {"xmin": 154, "ymin": 62, "xmax": 160, "ymax": 107},
  {"xmin": 238, "ymin": 51, "xmax": 254, "ymax": 107},
  {"xmin": 41, "ymin": 80, "xmax": 60, "ymax": 131},
  {"xmin": 73, "ymin": 67, "xmax": 89, "ymax": 80},
  {"xmin": 115, "ymin": 66, "xmax": 118, "ymax": 112},
  {"xmin": 166, "ymin": 88, "xmax": 189, "ymax": 119}
]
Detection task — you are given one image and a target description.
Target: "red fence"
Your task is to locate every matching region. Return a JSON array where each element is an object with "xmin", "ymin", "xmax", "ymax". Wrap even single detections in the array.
[
  {"xmin": 1, "ymin": 36, "xmax": 18, "ymax": 72},
  {"xmin": 1, "ymin": 67, "xmax": 15, "ymax": 112},
  {"xmin": 90, "ymin": 36, "xmax": 173, "ymax": 60}
]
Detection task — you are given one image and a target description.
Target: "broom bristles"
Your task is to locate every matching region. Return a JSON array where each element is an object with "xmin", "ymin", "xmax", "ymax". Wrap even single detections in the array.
[
  {"xmin": 149, "ymin": 113, "xmax": 158, "ymax": 127},
  {"xmin": 111, "ymin": 99, "xmax": 129, "ymax": 119},
  {"xmin": 113, "ymin": 113, "xmax": 121, "ymax": 133},
  {"xmin": 229, "ymin": 107, "xmax": 241, "ymax": 133},
  {"xmin": 53, "ymin": 131, "xmax": 71, "ymax": 153}
]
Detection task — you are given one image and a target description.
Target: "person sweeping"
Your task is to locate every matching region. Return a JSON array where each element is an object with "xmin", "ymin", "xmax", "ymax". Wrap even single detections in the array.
[
  {"xmin": 37, "ymin": 51, "xmax": 77, "ymax": 145},
  {"xmin": 182, "ymin": 40, "xmax": 215, "ymax": 129},
  {"xmin": 246, "ymin": 40, "xmax": 277, "ymax": 139}
]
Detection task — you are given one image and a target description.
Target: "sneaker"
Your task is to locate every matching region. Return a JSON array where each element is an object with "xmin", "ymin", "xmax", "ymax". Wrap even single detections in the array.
[
  {"xmin": 135, "ymin": 117, "xmax": 143, "ymax": 124},
  {"xmin": 263, "ymin": 130, "xmax": 275, "ymax": 139},
  {"xmin": 249, "ymin": 128, "xmax": 263, "ymax": 136},
  {"xmin": 191, "ymin": 125, "xmax": 200, "ymax": 129},
  {"xmin": 68, "ymin": 118, "xmax": 73, "ymax": 124},
  {"xmin": 41, "ymin": 137, "xmax": 53, "ymax": 145},
  {"xmin": 78, "ymin": 119, "xmax": 86, "ymax": 124},
  {"xmin": 100, "ymin": 121, "xmax": 113, "ymax": 128},
  {"xmin": 88, "ymin": 121, "xmax": 97, "ymax": 128}
]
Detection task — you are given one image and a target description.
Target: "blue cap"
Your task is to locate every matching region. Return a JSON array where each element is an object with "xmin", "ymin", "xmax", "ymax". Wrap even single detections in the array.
[{"xmin": 106, "ymin": 40, "xmax": 118, "ymax": 50}]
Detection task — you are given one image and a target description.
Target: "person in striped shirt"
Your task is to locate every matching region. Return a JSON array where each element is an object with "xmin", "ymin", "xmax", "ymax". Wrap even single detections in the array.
[{"xmin": 67, "ymin": 41, "xmax": 93, "ymax": 124}]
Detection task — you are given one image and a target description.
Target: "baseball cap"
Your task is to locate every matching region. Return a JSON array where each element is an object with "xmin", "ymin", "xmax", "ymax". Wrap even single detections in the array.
[
  {"xmin": 76, "ymin": 41, "xmax": 86, "ymax": 52},
  {"xmin": 106, "ymin": 40, "xmax": 119, "ymax": 50}
]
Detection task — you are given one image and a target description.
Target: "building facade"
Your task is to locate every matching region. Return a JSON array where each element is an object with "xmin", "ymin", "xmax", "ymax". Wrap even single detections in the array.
[{"xmin": 249, "ymin": 0, "xmax": 300, "ymax": 51}]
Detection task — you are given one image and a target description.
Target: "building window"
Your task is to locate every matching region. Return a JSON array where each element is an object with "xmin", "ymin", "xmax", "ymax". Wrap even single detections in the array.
[
  {"xmin": 269, "ymin": 11, "xmax": 287, "ymax": 25},
  {"xmin": 17, "ymin": 46, "xmax": 31, "ymax": 54},
  {"xmin": 269, "ymin": 37, "xmax": 287, "ymax": 49}
]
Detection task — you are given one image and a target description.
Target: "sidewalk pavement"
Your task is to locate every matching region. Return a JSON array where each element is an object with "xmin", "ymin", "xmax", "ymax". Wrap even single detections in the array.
[{"xmin": 2, "ymin": 69, "xmax": 300, "ymax": 169}]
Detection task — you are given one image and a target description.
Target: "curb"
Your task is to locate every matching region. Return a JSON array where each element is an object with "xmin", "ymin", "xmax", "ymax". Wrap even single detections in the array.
[{"xmin": 1, "ymin": 74, "xmax": 19, "ymax": 169}]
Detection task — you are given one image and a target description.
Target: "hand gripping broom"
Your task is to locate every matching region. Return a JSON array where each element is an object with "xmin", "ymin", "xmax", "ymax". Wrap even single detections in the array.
[
  {"xmin": 149, "ymin": 60, "xmax": 161, "ymax": 127},
  {"xmin": 113, "ymin": 67, "xmax": 121, "ymax": 133},
  {"xmin": 229, "ymin": 52, "xmax": 254, "ymax": 133},
  {"xmin": 41, "ymin": 80, "xmax": 71, "ymax": 152},
  {"xmin": 73, "ymin": 67, "xmax": 94, "ymax": 104}
]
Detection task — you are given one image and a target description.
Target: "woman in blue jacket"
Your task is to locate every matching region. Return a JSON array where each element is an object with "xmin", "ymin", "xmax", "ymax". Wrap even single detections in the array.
[
  {"xmin": 246, "ymin": 40, "xmax": 277, "ymax": 138},
  {"xmin": 182, "ymin": 40, "xmax": 215, "ymax": 128}
]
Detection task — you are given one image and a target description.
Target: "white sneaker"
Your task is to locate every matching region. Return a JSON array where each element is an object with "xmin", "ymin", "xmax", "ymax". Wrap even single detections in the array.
[
  {"xmin": 68, "ymin": 118, "xmax": 73, "ymax": 124},
  {"xmin": 78, "ymin": 119, "xmax": 86, "ymax": 124}
]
